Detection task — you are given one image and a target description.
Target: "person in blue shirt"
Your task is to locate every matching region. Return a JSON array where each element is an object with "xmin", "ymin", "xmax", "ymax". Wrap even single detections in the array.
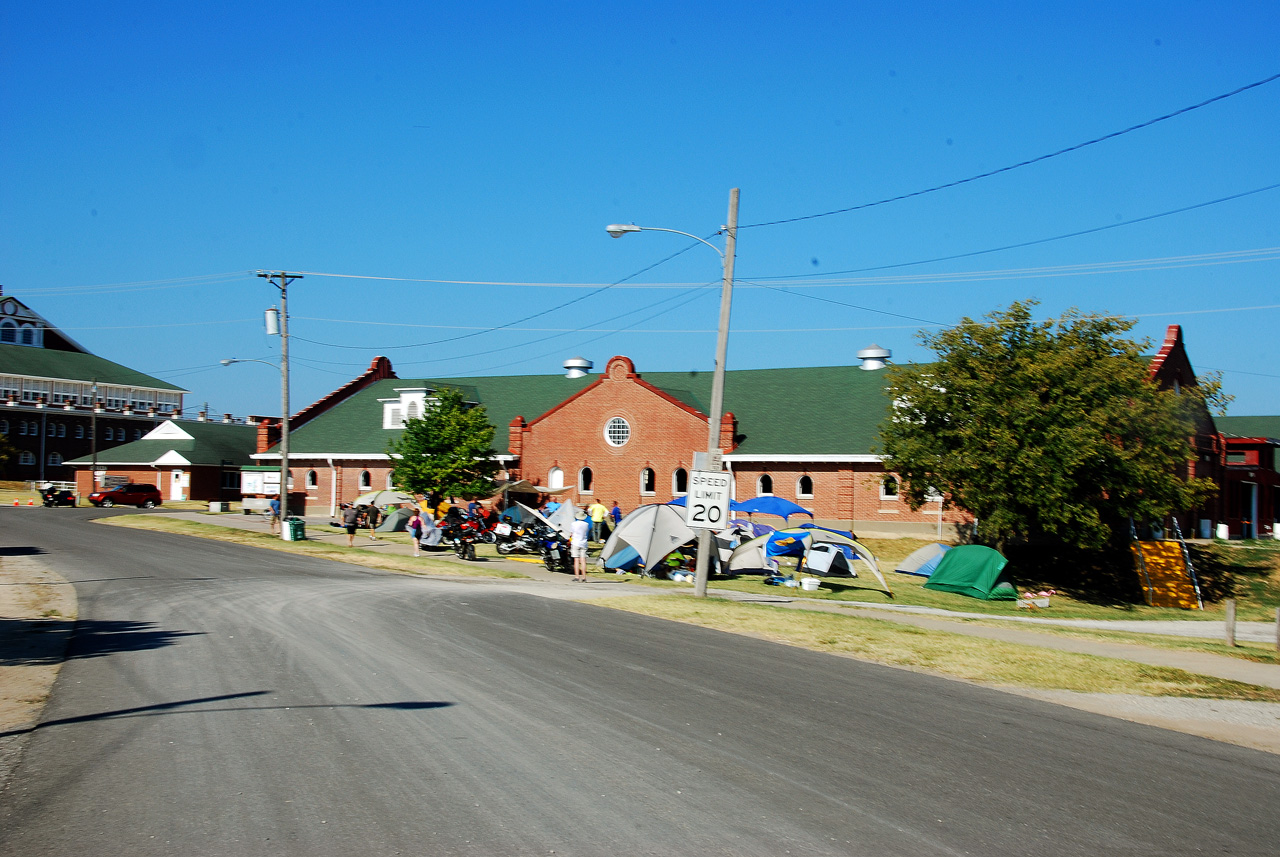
[{"xmin": 268, "ymin": 494, "xmax": 281, "ymax": 535}]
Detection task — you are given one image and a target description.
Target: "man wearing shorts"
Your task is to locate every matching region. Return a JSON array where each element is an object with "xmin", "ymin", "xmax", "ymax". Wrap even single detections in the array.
[
  {"xmin": 342, "ymin": 503, "xmax": 360, "ymax": 547},
  {"xmin": 569, "ymin": 513, "xmax": 590, "ymax": 581}
]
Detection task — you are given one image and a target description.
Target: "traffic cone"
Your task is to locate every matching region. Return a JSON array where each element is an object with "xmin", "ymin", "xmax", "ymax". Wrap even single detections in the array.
[
  {"xmin": 27, "ymin": 499, "xmax": 34, "ymax": 505},
  {"xmin": 11, "ymin": 500, "xmax": 17, "ymax": 506}
]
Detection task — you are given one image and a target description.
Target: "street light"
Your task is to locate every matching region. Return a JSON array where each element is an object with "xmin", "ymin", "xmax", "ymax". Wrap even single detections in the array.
[{"xmin": 605, "ymin": 188, "xmax": 739, "ymax": 597}]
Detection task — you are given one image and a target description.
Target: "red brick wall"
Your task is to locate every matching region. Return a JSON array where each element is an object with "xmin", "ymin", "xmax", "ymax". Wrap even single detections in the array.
[
  {"xmin": 515, "ymin": 356, "xmax": 711, "ymax": 513},
  {"xmin": 287, "ymin": 460, "xmax": 397, "ymax": 515}
]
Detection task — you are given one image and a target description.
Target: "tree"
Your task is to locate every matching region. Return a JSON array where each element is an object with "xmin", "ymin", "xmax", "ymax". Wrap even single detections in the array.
[
  {"xmin": 389, "ymin": 387, "xmax": 501, "ymax": 499},
  {"xmin": 879, "ymin": 301, "xmax": 1224, "ymax": 551}
]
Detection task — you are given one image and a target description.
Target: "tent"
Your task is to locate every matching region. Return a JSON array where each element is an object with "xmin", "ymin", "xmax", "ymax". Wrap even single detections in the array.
[
  {"xmin": 598, "ymin": 503, "xmax": 697, "ymax": 575},
  {"xmin": 375, "ymin": 506, "xmax": 416, "ymax": 533},
  {"xmin": 896, "ymin": 543, "xmax": 952, "ymax": 577},
  {"xmin": 923, "ymin": 545, "xmax": 1017, "ymax": 600},
  {"xmin": 734, "ymin": 496, "xmax": 814, "ymax": 520},
  {"xmin": 727, "ymin": 527, "xmax": 892, "ymax": 595}
]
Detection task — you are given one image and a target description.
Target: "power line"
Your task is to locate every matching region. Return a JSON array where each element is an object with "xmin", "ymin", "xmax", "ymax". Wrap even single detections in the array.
[
  {"xmin": 748, "ymin": 183, "xmax": 1280, "ymax": 280},
  {"xmin": 741, "ymin": 72, "xmax": 1280, "ymax": 229}
]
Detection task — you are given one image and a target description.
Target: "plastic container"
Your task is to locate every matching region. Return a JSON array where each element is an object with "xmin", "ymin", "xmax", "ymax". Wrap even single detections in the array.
[
  {"xmin": 800, "ymin": 577, "xmax": 821, "ymax": 591},
  {"xmin": 283, "ymin": 517, "xmax": 306, "ymax": 541}
]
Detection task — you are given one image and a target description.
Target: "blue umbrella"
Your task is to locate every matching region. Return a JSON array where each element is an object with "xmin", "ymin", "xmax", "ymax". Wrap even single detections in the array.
[{"xmin": 734, "ymin": 496, "xmax": 814, "ymax": 520}]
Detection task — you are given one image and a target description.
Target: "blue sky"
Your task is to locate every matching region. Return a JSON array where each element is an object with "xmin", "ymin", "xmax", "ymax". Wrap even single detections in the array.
[{"xmin": 2, "ymin": 1, "xmax": 1277, "ymax": 417}]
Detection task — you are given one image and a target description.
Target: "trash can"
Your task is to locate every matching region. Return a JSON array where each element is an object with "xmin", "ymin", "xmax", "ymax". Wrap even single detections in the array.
[{"xmin": 283, "ymin": 517, "xmax": 306, "ymax": 542}]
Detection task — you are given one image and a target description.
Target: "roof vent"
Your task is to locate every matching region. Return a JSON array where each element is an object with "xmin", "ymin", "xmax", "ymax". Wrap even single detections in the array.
[
  {"xmin": 563, "ymin": 356, "xmax": 593, "ymax": 379},
  {"xmin": 857, "ymin": 344, "xmax": 891, "ymax": 371}
]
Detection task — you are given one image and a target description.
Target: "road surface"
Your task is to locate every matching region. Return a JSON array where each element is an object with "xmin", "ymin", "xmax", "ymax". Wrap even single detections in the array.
[{"xmin": 2, "ymin": 508, "xmax": 1277, "ymax": 855}]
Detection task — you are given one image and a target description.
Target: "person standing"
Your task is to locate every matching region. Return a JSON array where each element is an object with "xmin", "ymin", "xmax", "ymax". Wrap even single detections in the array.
[
  {"xmin": 363, "ymin": 504, "xmax": 381, "ymax": 541},
  {"xmin": 586, "ymin": 500, "xmax": 609, "ymax": 542},
  {"xmin": 609, "ymin": 501, "xmax": 623, "ymax": 529},
  {"xmin": 406, "ymin": 508, "xmax": 425, "ymax": 557},
  {"xmin": 569, "ymin": 513, "xmax": 590, "ymax": 582},
  {"xmin": 342, "ymin": 503, "xmax": 360, "ymax": 547},
  {"xmin": 268, "ymin": 494, "xmax": 281, "ymax": 535}
]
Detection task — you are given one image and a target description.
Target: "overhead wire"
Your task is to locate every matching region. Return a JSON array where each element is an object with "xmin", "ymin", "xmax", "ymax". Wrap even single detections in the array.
[{"xmin": 740, "ymin": 72, "xmax": 1280, "ymax": 229}]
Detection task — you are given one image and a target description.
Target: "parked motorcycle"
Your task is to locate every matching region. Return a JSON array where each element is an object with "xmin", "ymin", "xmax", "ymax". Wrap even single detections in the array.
[
  {"xmin": 440, "ymin": 512, "xmax": 484, "ymax": 561},
  {"xmin": 538, "ymin": 524, "xmax": 573, "ymax": 574},
  {"xmin": 494, "ymin": 520, "xmax": 541, "ymax": 556}
]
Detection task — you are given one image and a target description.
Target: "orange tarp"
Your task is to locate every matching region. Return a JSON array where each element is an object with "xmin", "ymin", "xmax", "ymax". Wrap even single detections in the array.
[{"xmin": 1130, "ymin": 541, "xmax": 1200, "ymax": 609}]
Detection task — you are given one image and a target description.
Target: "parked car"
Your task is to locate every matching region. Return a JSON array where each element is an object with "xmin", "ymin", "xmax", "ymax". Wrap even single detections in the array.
[{"xmin": 88, "ymin": 483, "xmax": 162, "ymax": 508}]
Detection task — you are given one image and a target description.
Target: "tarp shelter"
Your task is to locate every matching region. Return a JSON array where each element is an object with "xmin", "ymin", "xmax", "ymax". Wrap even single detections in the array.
[
  {"xmin": 375, "ymin": 506, "xmax": 416, "ymax": 533},
  {"xmin": 896, "ymin": 543, "xmax": 951, "ymax": 577},
  {"xmin": 735, "ymin": 496, "xmax": 814, "ymax": 520},
  {"xmin": 923, "ymin": 545, "xmax": 1017, "ymax": 600},
  {"xmin": 727, "ymin": 527, "xmax": 892, "ymax": 596},
  {"xmin": 598, "ymin": 503, "xmax": 697, "ymax": 574}
]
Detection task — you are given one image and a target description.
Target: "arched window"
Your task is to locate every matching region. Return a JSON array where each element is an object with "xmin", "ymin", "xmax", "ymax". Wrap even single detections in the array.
[
  {"xmin": 548, "ymin": 466, "xmax": 564, "ymax": 489},
  {"xmin": 103, "ymin": 427, "xmax": 113, "ymax": 441},
  {"xmin": 46, "ymin": 422, "xmax": 55, "ymax": 437},
  {"xmin": 75, "ymin": 425, "xmax": 84, "ymax": 438},
  {"xmin": 0, "ymin": 321, "xmax": 15, "ymax": 343},
  {"xmin": 672, "ymin": 468, "xmax": 688, "ymax": 494},
  {"xmin": 20, "ymin": 326, "xmax": 34, "ymax": 345},
  {"xmin": 797, "ymin": 475, "xmax": 814, "ymax": 498},
  {"xmin": 359, "ymin": 470, "xmax": 372, "ymax": 490},
  {"xmin": 880, "ymin": 476, "xmax": 899, "ymax": 500},
  {"xmin": 640, "ymin": 467, "xmax": 656, "ymax": 494},
  {"xmin": 57, "ymin": 424, "xmax": 66, "ymax": 437},
  {"xmin": 0, "ymin": 420, "xmax": 7, "ymax": 434},
  {"xmin": 133, "ymin": 429, "xmax": 142, "ymax": 440},
  {"xmin": 580, "ymin": 466, "xmax": 593, "ymax": 493},
  {"xmin": 18, "ymin": 451, "xmax": 35, "ymax": 466},
  {"xmin": 47, "ymin": 452, "xmax": 62, "ymax": 467},
  {"xmin": 757, "ymin": 474, "xmax": 773, "ymax": 495},
  {"xmin": 405, "ymin": 401, "xmax": 419, "ymax": 421},
  {"xmin": 386, "ymin": 472, "xmax": 394, "ymax": 489},
  {"xmin": 16, "ymin": 421, "xmax": 25, "ymax": 436},
  {"xmin": 305, "ymin": 470, "xmax": 318, "ymax": 489}
]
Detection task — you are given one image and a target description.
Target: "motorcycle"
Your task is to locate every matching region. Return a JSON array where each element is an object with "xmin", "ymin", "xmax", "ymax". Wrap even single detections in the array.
[
  {"xmin": 41, "ymin": 488, "xmax": 76, "ymax": 508},
  {"xmin": 494, "ymin": 520, "xmax": 541, "ymax": 556},
  {"xmin": 538, "ymin": 524, "xmax": 573, "ymax": 574},
  {"xmin": 440, "ymin": 512, "xmax": 485, "ymax": 561}
]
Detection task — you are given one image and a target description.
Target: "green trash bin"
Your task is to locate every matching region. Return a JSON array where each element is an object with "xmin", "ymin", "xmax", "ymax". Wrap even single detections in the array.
[{"xmin": 283, "ymin": 517, "xmax": 306, "ymax": 542}]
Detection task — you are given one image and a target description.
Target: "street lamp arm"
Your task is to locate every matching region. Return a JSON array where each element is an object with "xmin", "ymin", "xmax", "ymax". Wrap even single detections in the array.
[
  {"xmin": 221, "ymin": 357, "xmax": 281, "ymax": 371},
  {"xmin": 605, "ymin": 224, "xmax": 724, "ymax": 258}
]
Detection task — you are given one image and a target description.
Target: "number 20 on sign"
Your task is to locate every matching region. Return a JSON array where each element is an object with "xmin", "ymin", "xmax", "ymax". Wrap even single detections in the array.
[{"xmin": 686, "ymin": 470, "xmax": 732, "ymax": 530}]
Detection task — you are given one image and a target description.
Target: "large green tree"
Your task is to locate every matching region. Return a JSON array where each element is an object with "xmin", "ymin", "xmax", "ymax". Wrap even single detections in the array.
[
  {"xmin": 389, "ymin": 387, "xmax": 501, "ymax": 499},
  {"xmin": 879, "ymin": 301, "xmax": 1224, "ymax": 550}
]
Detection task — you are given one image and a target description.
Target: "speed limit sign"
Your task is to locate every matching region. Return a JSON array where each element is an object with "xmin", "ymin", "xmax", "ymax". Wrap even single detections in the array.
[{"xmin": 685, "ymin": 470, "xmax": 732, "ymax": 530}]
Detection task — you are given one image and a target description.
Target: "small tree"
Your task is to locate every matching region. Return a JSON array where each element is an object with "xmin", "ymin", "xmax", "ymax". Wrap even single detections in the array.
[
  {"xmin": 879, "ymin": 301, "xmax": 1224, "ymax": 551},
  {"xmin": 389, "ymin": 387, "xmax": 501, "ymax": 499}
]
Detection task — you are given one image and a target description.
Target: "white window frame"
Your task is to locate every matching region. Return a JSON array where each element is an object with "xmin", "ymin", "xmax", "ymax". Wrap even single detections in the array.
[
  {"xmin": 756, "ymin": 474, "xmax": 774, "ymax": 496},
  {"xmin": 305, "ymin": 470, "xmax": 318, "ymax": 490},
  {"xmin": 18, "ymin": 450, "xmax": 35, "ymax": 466},
  {"xmin": 604, "ymin": 417, "xmax": 631, "ymax": 447},
  {"xmin": 672, "ymin": 468, "xmax": 688, "ymax": 496},
  {"xmin": 796, "ymin": 475, "xmax": 814, "ymax": 499},
  {"xmin": 579, "ymin": 466, "xmax": 593, "ymax": 494},
  {"xmin": 359, "ymin": 470, "xmax": 372, "ymax": 491},
  {"xmin": 880, "ymin": 476, "xmax": 900, "ymax": 501},
  {"xmin": 548, "ymin": 466, "xmax": 564, "ymax": 490},
  {"xmin": 640, "ymin": 467, "xmax": 655, "ymax": 495}
]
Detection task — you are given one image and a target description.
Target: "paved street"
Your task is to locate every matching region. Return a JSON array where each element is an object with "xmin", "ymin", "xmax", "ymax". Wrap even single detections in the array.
[{"xmin": 2, "ymin": 508, "xmax": 1279, "ymax": 856}]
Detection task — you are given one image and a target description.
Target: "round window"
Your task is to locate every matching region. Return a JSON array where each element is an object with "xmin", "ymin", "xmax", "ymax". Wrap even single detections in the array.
[{"xmin": 604, "ymin": 416, "xmax": 630, "ymax": 447}]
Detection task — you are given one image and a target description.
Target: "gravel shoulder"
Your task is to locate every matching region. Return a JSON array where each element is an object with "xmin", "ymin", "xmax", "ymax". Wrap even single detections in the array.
[{"xmin": 0, "ymin": 554, "xmax": 77, "ymax": 790}]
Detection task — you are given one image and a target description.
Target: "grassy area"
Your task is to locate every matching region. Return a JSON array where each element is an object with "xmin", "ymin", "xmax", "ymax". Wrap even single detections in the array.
[
  {"xmin": 597, "ymin": 535, "xmax": 1280, "ymax": 622},
  {"xmin": 590, "ymin": 595, "xmax": 1280, "ymax": 702},
  {"xmin": 97, "ymin": 515, "xmax": 528, "ymax": 579}
]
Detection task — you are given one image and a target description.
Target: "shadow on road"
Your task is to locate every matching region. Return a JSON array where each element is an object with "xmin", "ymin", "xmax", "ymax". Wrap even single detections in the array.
[
  {"xmin": 0, "ymin": 546, "xmax": 47, "ymax": 557},
  {"xmin": 0, "ymin": 691, "xmax": 455, "ymax": 737},
  {"xmin": 0, "ymin": 618, "xmax": 202, "ymax": 667}
]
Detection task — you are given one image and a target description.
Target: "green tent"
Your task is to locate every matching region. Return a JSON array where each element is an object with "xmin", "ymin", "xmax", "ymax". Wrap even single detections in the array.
[{"xmin": 922, "ymin": 545, "xmax": 1017, "ymax": 600}]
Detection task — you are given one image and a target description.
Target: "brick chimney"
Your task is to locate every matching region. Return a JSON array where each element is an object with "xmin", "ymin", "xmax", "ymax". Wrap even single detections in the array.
[
  {"xmin": 255, "ymin": 417, "xmax": 282, "ymax": 453},
  {"xmin": 719, "ymin": 411, "xmax": 738, "ymax": 453},
  {"xmin": 508, "ymin": 416, "xmax": 525, "ymax": 460}
]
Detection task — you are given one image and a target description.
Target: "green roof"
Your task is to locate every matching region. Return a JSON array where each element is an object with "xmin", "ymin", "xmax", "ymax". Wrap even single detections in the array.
[
  {"xmin": 0, "ymin": 343, "xmax": 186, "ymax": 391},
  {"xmin": 66, "ymin": 421, "xmax": 258, "ymax": 467},
  {"xmin": 1216, "ymin": 415, "xmax": 1280, "ymax": 441},
  {"xmin": 276, "ymin": 365, "xmax": 893, "ymax": 457}
]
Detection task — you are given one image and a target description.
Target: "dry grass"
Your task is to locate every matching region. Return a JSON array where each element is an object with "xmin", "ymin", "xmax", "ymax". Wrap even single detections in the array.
[
  {"xmin": 97, "ymin": 515, "xmax": 528, "ymax": 579},
  {"xmin": 591, "ymin": 595, "xmax": 1280, "ymax": 702}
]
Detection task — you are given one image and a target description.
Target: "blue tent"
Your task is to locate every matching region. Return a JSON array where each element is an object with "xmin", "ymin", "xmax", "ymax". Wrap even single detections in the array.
[
  {"xmin": 896, "ymin": 543, "xmax": 952, "ymax": 577},
  {"xmin": 735, "ymin": 496, "xmax": 814, "ymax": 519}
]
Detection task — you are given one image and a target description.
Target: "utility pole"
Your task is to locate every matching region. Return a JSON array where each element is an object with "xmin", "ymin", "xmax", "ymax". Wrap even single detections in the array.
[
  {"xmin": 90, "ymin": 380, "xmax": 98, "ymax": 494},
  {"xmin": 257, "ymin": 271, "xmax": 303, "ymax": 527},
  {"xmin": 693, "ymin": 188, "xmax": 739, "ymax": 598}
]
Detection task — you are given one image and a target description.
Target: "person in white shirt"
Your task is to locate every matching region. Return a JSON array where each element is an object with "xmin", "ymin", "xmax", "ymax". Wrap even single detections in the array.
[{"xmin": 569, "ymin": 514, "xmax": 590, "ymax": 581}]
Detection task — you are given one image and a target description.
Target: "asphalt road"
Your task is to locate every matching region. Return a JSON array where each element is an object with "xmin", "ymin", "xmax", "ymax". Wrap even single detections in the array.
[{"xmin": 2, "ymin": 508, "xmax": 1278, "ymax": 856}]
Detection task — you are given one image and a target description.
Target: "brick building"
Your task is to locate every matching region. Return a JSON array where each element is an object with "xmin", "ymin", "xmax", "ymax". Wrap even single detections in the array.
[
  {"xmin": 1214, "ymin": 416, "xmax": 1280, "ymax": 539},
  {"xmin": 0, "ymin": 290, "xmax": 185, "ymax": 483}
]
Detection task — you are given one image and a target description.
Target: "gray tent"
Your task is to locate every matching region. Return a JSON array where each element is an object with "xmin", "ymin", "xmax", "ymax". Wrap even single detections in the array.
[
  {"xmin": 896, "ymin": 542, "xmax": 951, "ymax": 577},
  {"xmin": 375, "ymin": 506, "xmax": 416, "ymax": 533},
  {"xmin": 598, "ymin": 503, "xmax": 698, "ymax": 575}
]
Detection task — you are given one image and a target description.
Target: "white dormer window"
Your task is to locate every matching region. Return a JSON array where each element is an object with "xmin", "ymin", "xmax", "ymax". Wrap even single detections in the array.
[{"xmin": 382, "ymin": 386, "xmax": 435, "ymax": 429}]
